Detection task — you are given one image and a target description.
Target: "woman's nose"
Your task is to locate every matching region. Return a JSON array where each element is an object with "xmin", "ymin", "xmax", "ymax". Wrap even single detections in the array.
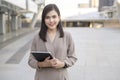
[{"xmin": 49, "ymin": 18, "xmax": 54, "ymax": 22}]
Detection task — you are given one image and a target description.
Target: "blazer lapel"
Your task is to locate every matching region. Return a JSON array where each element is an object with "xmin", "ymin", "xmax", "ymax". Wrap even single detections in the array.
[{"xmin": 45, "ymin": 31, "xmax": 60, "ymax": 57}]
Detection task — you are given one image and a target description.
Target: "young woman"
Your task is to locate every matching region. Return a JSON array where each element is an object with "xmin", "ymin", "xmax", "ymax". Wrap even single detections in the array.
[{"xmin": 28, "ymin": 4, "xmax": 77, "ymax": 80}]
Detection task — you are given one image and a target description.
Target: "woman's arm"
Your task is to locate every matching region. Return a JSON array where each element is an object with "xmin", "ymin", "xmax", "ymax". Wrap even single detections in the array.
[
  {"xmin": 64, "ymin": 33, "xmax": 77, "ymax": 68},
  {"xmin": 28, "ymin": 37, "xmax": 39, "ymax": 69}
]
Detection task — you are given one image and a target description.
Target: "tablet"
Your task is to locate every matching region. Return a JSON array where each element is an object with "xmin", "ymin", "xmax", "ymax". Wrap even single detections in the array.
[{"xmin": 31, "ymin": 51, "xmax": 53, "ymax": 62}]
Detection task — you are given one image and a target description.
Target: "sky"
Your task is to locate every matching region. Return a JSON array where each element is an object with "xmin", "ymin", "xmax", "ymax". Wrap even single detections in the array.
[
  {"xmin": 27, "ymin": 0, "xmax": 98, "ymax": 19},
  {"xmin": 45, "ymin": 0, "xmax": 89, "ymax": 9},
  {"xmin": 45, "ymin": 0, "xmax": 94, "ymax": 18}
]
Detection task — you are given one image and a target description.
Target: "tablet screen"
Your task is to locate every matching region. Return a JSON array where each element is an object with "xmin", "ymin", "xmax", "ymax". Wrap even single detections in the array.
[{"xmin": 31, "ymin": 51, "xmax": 53, "ymax": 62}]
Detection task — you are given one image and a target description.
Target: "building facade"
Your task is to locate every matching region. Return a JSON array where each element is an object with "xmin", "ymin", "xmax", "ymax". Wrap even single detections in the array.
[
  {"xmin": 89, "ymin": 0, "xmax": 99, "ymax": 8},
  {"xmin": 99, "ymin": 0, "xmax": 115, "ymax": 11},
  {"xmin": 0, "ymin": 0, "xmax": 40, "ymax": 34}
]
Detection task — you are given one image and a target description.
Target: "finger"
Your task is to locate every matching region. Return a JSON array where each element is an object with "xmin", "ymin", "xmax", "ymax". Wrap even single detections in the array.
[{"xmin": 45, "ymin": 56, "xmax": 50, "ymax": 60}]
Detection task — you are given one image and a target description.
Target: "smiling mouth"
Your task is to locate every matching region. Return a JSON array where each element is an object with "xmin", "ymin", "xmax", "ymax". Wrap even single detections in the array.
[{"xmin": 48, "ymin": 23, "xmax": 56, "ymax": 26}]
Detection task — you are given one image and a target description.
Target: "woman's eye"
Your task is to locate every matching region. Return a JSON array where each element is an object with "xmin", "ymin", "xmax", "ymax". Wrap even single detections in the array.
[
  {"xmin": 45, "ymin": 15, "xmax": 57, "ymax": 19},
  {"xmin": 52, "ymin": 15, "xmax": 56, "ymax": 18},
  {"xmin": 45, "ymin": 16, "xmax": 50, "ymax": 19}
]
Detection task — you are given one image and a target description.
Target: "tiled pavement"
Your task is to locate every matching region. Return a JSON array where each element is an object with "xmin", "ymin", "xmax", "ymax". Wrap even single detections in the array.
[{"xmin": 0, "ymin": 27, "xmax": 120, "ymax": 80}]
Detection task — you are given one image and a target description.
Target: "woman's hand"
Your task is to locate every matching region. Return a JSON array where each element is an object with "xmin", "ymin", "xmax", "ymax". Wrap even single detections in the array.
[
  {"xmin": 37, "ymin": 57, "xmax": 53, "ymax": 68},
  {"xmin": 50, "ymin": 58, "xmax": 65, "ymax": 69},
  {"xmin": 38, "ymin": 57, "xmax": 65, "ymax": 68}
]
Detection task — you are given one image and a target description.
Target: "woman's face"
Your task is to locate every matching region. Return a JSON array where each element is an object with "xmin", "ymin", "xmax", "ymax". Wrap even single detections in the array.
[{"xmin": 45, "ymin": 10, "xmax": 60, "ymax": 31}]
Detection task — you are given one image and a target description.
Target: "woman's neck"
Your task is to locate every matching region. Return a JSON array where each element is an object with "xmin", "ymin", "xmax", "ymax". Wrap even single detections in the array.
[
  {"xmin": 47, "ymin": 29, "xmax": 57, "ymax": 42},
  {"xmin": 47, "ymin": 29, "xmax": 57, "ymax": 34}
]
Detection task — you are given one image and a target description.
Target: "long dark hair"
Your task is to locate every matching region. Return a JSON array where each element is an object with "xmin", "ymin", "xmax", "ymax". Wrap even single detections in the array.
[{"xmin": 39, "ymin": 4, "xmax": 64, "ymax": 42}]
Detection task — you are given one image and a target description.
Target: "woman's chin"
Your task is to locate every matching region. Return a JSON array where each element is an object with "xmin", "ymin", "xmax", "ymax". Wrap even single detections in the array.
[{"xmin": 48, "ymin": 26, "xmax": 57, "ymax": 30}]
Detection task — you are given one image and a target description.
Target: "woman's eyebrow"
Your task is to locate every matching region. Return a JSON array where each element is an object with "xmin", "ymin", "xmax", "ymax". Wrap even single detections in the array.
[{"xmin": 46, "ymin": 15, "xmax": 57, "ymax": 18}]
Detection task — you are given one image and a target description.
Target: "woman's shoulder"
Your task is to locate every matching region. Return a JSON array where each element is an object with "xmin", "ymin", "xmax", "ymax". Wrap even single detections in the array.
[
  {"xmin": 32, "ymin": 33, "xmax": 40, "ymax": 41},
  {"xmin": 64, "ymin": 31, "xmax": 72, "ymax": 37},
  {"xmin": 63, "ymin": 31, "xmax": 73, "ymax": 41},
  {"xmin": 34, "ymin": 33, "xmax": 39, "ymax": 39},
  {"xmin": 64, "ymin": 31, "xmax": 74, "ymax": 43}
]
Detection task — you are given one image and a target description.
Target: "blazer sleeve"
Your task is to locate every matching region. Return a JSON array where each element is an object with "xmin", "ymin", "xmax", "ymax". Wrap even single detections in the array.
[
  {"xmin": 28, "ymin": 36, "xmax": 39, "ymax": 69},
  {"xmin": 64, "ymin": 33, "xmax": 77, "ymax": 68}
]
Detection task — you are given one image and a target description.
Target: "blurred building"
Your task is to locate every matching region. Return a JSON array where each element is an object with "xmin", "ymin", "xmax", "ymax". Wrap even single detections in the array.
[
  {"xmin": 78, "ymin": 3, "xmax": 89, "ymax": 8},
  {"xmin": 0, "ymin": 0, "xmax": 37, "ymax": 34},
  {"xmin": 78, "ymin": 0, "xmax": 99, "ymax": 8},
  {"xmin": 99, "ymin": 0, "xmax": 115, "ymax": 11},
  {"xmin": 0, "ymin": 0, "xmax": 45, "ymax": 35},
  {"xmin": 89, "ymin": 0, "xmax": 99, "ymax": 8},
  {"xmin": 99, "ymin": 0, "xmax": 120, "ymax": 18},
  {"xmin": 62, "ymin": 0, "xmax": 120, "ymax": 28}
]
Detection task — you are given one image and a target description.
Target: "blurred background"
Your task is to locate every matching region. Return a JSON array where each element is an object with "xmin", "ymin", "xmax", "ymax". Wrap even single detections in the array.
[
  {"xmin": 0, "ymin": 0, "xmax": 120, "ymax": 80},
  {"xmin": 0, "ymin": 0, "xmax": 120, "ymax": 34}
]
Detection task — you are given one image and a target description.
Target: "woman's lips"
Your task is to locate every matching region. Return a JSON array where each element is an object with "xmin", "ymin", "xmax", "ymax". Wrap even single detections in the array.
[{"xmin": 48, "ymin": 23, "xmax": 55, "ymax": 26}]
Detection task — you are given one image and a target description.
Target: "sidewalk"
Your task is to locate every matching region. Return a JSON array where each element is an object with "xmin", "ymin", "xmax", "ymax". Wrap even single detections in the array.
[
  {"xmin": 0, "ymin": 27, "xmax": 120, "ymax": 80},
  {"xmin": 0, "ymin": 27, "xmax": 39, "ymax": 64},
  {"xmin": 0, "ymin": 27, "xmax": 39, "ymax": 49}
]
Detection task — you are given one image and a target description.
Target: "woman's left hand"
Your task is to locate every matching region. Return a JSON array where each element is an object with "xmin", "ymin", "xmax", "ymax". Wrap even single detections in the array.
[{"xmin": 50, "ymin": 58, "xmax": 65, "ymax": 69}]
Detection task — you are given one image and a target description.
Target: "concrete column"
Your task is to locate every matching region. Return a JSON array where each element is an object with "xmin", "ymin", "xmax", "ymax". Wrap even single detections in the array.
[
  {"xmin": 11, "ymin": 14, "xmax": 18, "ymax": 31},
  {"xmin": 30, "ymin": 6, "xmax": 42, "ymax": 28},
  {"xmin": 116, "ymin": 0, "xmax": 120, "ymax": 19},
  {"xmin": 18, "ymin": 16, "xmax": 22, "ymax": 29},
  {"xmin": 0, "ymin": 0, "xmax": 1, "ymax": 4},
  {"xmin": 0, "ymin": 12, "xmax": 6, "ymax": 34}
]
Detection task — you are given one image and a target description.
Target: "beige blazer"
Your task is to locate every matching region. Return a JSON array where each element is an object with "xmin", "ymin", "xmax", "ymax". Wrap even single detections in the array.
[{"xmin": 28, "ymin": 31, "xmax": 77, "ymax": 80}]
